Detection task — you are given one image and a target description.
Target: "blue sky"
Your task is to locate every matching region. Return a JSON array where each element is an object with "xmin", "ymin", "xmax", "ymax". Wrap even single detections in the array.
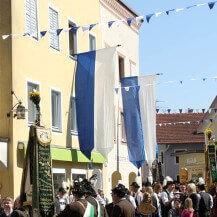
[{"xmin": 124, "ymin": 0, "xmax": 217, "ymax": 111}]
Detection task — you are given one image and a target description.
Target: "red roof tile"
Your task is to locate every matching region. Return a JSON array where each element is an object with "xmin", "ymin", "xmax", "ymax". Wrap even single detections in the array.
[{"xmin": 157, "ymin": 113, "xmax": 205, "ymax": 145}]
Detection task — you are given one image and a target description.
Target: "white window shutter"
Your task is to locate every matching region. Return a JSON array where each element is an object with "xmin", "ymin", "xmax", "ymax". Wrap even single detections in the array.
[
  {"xmin": 49, "ymin": 8, "xmax": 59, "ymax": 50},
  {"xmin": 25, "ymin": 0, "xmax": 38, "ymax": 38}
]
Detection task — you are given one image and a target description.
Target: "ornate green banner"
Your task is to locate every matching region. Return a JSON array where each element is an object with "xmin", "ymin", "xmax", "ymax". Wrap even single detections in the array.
[{"xmin": 36, "ymin": 127, "xmax": 54, "ymax": 217}]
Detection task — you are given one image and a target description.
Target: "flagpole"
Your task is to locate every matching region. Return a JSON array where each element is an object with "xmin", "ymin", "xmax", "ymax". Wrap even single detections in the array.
[{"xmin": 116, "ymin": 87, "xmax": 120, "ymax": 173}]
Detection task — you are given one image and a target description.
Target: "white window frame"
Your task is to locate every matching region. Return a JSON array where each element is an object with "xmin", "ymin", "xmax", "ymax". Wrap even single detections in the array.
[
  {"xmin": 51, "ymin": 89, "xmax": 62, "ymax": 132},
  {"xmin": 25, "ymin": 0, "xmax": 38, "ymax": 39},
  {"xmin": 68, "ymin": 20, "xmax": 77, "ymax": 57},
  {"xmin": 89, "ymin": 33, "xmax": 96, "ymax": 51},
  {"xmin": 70, "ymin": 96, "xmax": 78, "ymax": 135},
  {"xmin": 174, "ymin": 149, "xmax": 187, "ymax": 164},
  {"xmin": 49, "ymin": 7, "xmax": 60, "ymax": 50},
  {"xmin": 129, "ymin": 60, "xmax": 137, "ymax": 76},
  {"xmin": 118, "ymin": 53, "xmax": 125, "ymax": 80},
  {"xmin": 27, "ymin": 81, "xmax": 40, "ymax": 124}
]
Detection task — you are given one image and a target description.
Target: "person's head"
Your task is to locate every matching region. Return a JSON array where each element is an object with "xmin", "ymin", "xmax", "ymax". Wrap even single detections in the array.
[
  {"xmin": 142, "ymin": 192, "xmax": 151, "ymax": 204},
  {"xmin": 197, "ymin": 184, "xmax": 206, "ymax": 192},
  {"xmin": 180, "ymin": 184, "xmax": 187, "ymax": 193},
  {"xmin": 184, "ymin": 198, "xmax": 193, "ymax": 210},
  {"xmin": 58, "ymin": 187, "xmax": 67, "ymax": 197},
  {"xmin": 153, "ymin": 183, "xmax": 162, "ymax": 194},
  {"xmin": 167, "ymin": 181, "xmax": 175, "ymax": 192},
  {"xmin": 2, "ymin": 197, "xmax": 14, "ymax": 212},
  {"xmin": 145, "ymin": 186, "xmax": 153, "ymax": 196},
  {"xmin": 111, "ymin": 184, "xmax": 127, "ymax": 203},
  {"xmin": 71, "ymin": 181, "xmax": 86, "ymax": 199},
  {"xmin": 187, "ymin": 183, "xmax": 196, "ymax": 194},
  {"xmin": 81, "ymin": 179, "xmax": 97, "ymax": 198},
  {"xmin": 174, "ymin": 199, "xmax": 181, "ymax": 209},
  {"xmin": 130, "ymin": 182, "xmax": 140, "ymax": 193},
  {"xmin": 13, "ymin": 196, "xmax": 21, "ymax": 209}
]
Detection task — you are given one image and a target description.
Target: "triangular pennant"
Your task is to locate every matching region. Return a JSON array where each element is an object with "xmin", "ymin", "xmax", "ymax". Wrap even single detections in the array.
[
  {"xmin": 89, "ymin": 23, "xmax": 97, "ymax": 31},
  {"xmin": 175, "ymin": 8, "xmax": 184, "ymax": 12},
  {"xmin": 146, "ymin": 14, "xmax": 154, "ymax": 23},
  {"xmin": 127, "ymin": 18, "xmax": 134, "ymax": 26},
  {"xmin": 57, "ymin": 28, "xmax": 63, "ymax": 35},
  {"xmin": 208, "ymin": 2, "xmax": 216, "ymax": 9},
  {"xmin": 166, "ymin": 9, "xmax": 175, "ymax": 15},
  {"xmin": 40, "ymin": 31, "xmax": 47, "ymax": 37},
  {"xmin": 82, "ymin": 25, "xmax": 90, "ymax": 32},
  {"xmin": 2, "ymin": 35, "xmax": 10, "ymax": 40},
  {"xmin": 186, "ymin": 5, "xmax": 197, "ymax": 9},
  {"xmin": 180, "ymin": 81, "xmax": 183, "ymax": 84},
  {"xmin": 70, "ymin": 26, "xmax": 79, "ymax": 33},
  {"xmin": 108, "ymin": 21, "xmax": 115, "ymax": 28}
]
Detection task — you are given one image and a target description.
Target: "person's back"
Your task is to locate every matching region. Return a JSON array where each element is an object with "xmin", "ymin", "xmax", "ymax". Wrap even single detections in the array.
[
  {"xmin": 112, "ymin": 198, "xmax": 135, "ymax": 217},
  {"xmin": 198, "ymin": 191, "xmax": 212, "ymax": 217},
  {"xmin": 57, "ymin": 198, "xmax": 87, "ymax": 217}
]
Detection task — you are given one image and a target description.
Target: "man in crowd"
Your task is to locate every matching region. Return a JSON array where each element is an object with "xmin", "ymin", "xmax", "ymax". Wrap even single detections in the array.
[
  {"xmin": 197, "ymin": 179, "xmax": 213, "ymax": 217},
  {"xmin": 109, "ymin": 184, "xmax": 135, "ymax": 217},
  {"xmin": 160, "ymin": 177, "xmax": 175, "ymax": 217}
]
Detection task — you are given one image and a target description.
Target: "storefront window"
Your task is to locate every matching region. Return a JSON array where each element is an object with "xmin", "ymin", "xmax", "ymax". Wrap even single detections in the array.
[{"xmin": 52, "ymin": 168, "xmax": 66, "ymax": 194}]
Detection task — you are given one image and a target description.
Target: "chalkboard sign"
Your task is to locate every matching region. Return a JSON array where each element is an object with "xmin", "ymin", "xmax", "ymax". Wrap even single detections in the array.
[{"xmin": 37, "ymin": 127, "xmax": 54, "ymax": 217}]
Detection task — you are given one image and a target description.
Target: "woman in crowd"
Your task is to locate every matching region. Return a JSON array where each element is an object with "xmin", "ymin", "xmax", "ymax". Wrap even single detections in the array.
[
  {"xmin": 187, "ymin": 183, "xmax": 199, "ymax": 217},
  {"xmin": 152, "ymin": 183, "xmax": 162, "ymax": 217},
  {"xmin": 181, "ymin": 198, "xmax": 194, "ymax": 217}
]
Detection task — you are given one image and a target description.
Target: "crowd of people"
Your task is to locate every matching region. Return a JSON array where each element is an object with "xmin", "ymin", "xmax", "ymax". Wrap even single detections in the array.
[{"xmin": 0, "ymin": 176, "xmax": 217, "ymax": 217}]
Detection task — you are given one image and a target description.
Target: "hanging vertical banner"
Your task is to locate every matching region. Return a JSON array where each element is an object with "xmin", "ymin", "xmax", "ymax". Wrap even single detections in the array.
[
  {"xmin": 140, "ymin": 75, "xmax": 157, "ymax": 166},
  {"xmin": 121, "ymin": 77, "xmax": 146, "ymax": 169},
  {"xmin": 20, "ymin": 126, "xmax": 54, "ymax": 217},
  {"xmin": 75, "ymin": 47, "xmax": 116, "ymax": 159}
]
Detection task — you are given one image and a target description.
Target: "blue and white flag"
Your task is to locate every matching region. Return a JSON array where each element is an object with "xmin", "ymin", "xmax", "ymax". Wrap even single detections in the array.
[
  {"xmin": 75, "ymin": 47, "xmax": 116, "ymax": 159},
  {"xmin": 121, "ymin": 75, "xmax": 156, "ymax": 169}
]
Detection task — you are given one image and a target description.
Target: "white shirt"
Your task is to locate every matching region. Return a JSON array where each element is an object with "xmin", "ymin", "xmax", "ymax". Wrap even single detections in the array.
[{"xmin": 160, "ymin": 190, "xmax": 174, "ymax": 205}]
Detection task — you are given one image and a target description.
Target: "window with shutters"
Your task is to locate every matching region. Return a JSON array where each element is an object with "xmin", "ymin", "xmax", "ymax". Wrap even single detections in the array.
[
  {"xmin": 69, "ymin": 21, "xmax": 77, "ymax": 56},
  {"xmin": 89, "ymin": 34, "xmax": 96, "ymax": 51},
  {"xmin": 121, "ymin": 113, "xmax": 127, "ymax": 143},
  {"xmin": 25, "ymin": 0, "xmax": 38, "ymax": 39},
  {"xmin": 118, "ymin": 55, "xmax": 125, "ymax": 80},
  {"xmin": 49, "ymin": 7, "xmax": 59, "ymax": 50},
  {"xmin": 70, "ymin": 96, "xmax": 77, "ymax": 133},
  {"xmin": 51, "ymin": 90, "xmax": 62, "ymax": 131},
  {"xmin": 27, "ymin": 82, "xmax": 39, "ymax": 123}
]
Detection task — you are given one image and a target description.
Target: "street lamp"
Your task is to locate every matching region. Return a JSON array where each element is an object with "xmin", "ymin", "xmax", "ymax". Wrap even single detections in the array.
[{"xmin": 7, "ymin": 91, "xmax": 27, "ymax": 119}]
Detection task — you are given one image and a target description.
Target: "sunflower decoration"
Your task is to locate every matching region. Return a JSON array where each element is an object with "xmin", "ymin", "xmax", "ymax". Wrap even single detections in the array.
[
  {"xmin": 29, "ymin": 89, "xmax": 41, "ymax": 106},
  {"xmin": 205, "ymin": 128, "xmax": 212, "ymax": 140}
]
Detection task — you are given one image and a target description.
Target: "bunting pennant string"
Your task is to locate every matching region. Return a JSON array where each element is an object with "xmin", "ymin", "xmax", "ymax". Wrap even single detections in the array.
[
  {"xmin": 157, "ymin": 118, "xmax": 217, "ymax": 127},
  {"xmin": 156, "ymin": 108, "xmax": 217, "ymax": 114},
  {"xmin": 1, "ymin": 1, "xmax": 217, "ymax": 40},
  {"xmin": 116, "ymin": 75, "xmax": 217, "ymax": 90}
]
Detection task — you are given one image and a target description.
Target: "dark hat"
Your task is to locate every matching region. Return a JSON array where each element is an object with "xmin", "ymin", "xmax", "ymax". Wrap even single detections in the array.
[
  {"xmin": 58, "ymin": 187, "xmax": 67, "ymax": 193},
  {"xmin": 81, "ymin": 179, "xmax": 97, "ymax": 197},
  {"xmin": 71, "ymin": 181, "xmax": 86, "ymax": 197},
  {"xmin": 130, "ymin": 182, "xmax": 140, "ymax": 188},
  {"xmin": 112, "ymin": 184, "xmax": 128, "ymax": 198}
]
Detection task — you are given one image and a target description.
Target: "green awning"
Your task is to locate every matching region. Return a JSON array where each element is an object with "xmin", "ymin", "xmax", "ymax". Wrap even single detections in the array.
[{"xmin": 51, "ymin": 147, "xmax": 106, "ymax": 164}]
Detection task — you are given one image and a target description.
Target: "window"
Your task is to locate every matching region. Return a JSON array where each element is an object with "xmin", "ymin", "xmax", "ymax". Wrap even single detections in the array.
[
  {"xmin": 26, "ymin": 0, "xmax": 38, "ymax": 38},
  {"xmin": 160, "ymin": 151, "xmax": 164, "ymax": 164},
  {"xmin": 49, "ymin": 7, "xmax": 59, "ymax": 50},
  {"xmin": 70, "ymin": 96, "xmax": 77, "ymax": 132},
  {"xmin": 52, "ymin": 168, "xmax": 66, "ymax": 194},
  {"xmin": 89, "ymin": 34, "xmax": 96, "ymax": 51},
  {"xmin": 27, "ymin": 82, "xmax": 39, "ymax": 123},
  {"xmin": 69, "ymin": 21, "xmax": 77, "ymax": 56},
  {"xmin": 121, "ymin": 113, "xmax": 126, "ymax": 142},
  {"xmin": 71, "ymin": 169, "xmax": 86, "ymax": 182},
  {"xmin": 175, "ymin": 156, "xmax": 179, "ymax": 164},
  {"xmin": 119, "ymin": 56, "xmax": 125, "ymax": 80},
  {"xmin": 174, "ymin": 149, "xmax": 186, "ymax": 164},
  {"xmin": 51, "ymin": 90, "xmax": 62, "ymax": 131}
]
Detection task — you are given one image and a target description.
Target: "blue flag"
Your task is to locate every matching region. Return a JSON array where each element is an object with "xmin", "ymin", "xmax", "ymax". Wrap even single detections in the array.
[{"xmin": 121, "ymin": 77, "xmax": 146, "ymax": 169}]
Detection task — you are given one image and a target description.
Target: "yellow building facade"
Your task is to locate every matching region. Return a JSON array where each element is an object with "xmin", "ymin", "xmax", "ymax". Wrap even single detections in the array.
[
  {"xmin": 0, "ymin": 0, "xmax": 103, "ymax": 198},
  {"xmin": 0, "ymin": 0, "xmax": 141, "ymax": 199}
]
